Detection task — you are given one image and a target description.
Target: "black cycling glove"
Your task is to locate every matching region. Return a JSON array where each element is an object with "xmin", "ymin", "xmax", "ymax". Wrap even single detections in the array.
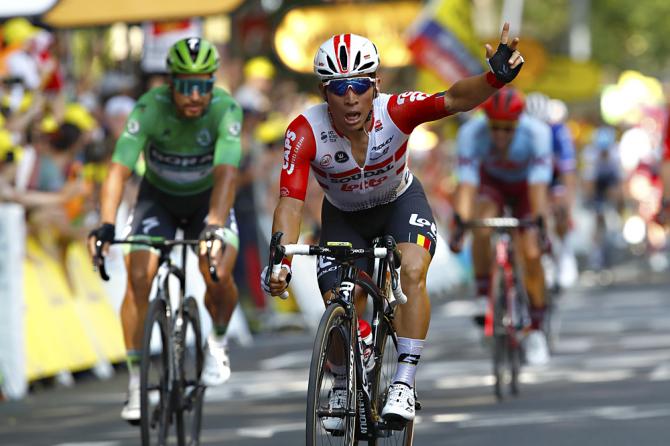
[
  {"xmin": 488, "ymin": 43, "xmax": 523, "ymax": 84},
  {"xmin": 89, "ymin": 223, "xmax": 115, "ymax": 245}
]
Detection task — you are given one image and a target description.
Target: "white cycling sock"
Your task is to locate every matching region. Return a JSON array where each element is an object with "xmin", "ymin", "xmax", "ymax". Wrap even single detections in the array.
[
  {"xmin": 128, "ymin": 368, "xmax": 140, "ymax": 391},
  {"xmin": 392, "ymin": 337, "xmax": 424, "ymax": 387}
]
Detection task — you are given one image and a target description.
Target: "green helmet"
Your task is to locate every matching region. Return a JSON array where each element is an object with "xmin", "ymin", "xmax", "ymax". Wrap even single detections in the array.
[{"xmin": 166, "ymin": 37, "xmax": 219, "ymax": 75}]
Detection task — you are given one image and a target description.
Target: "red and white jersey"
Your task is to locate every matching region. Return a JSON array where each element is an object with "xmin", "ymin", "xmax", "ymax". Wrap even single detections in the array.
[{"xmin": 280, "ymin": 92, "xmax": 452, "ymax": 211}]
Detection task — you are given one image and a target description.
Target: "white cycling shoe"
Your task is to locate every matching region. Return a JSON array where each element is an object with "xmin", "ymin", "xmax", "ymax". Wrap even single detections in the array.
[
  {"xmin": 121, "ymin": 382, "xmax": 140, "ymax": 423},
  {"xmin": 201, "ymin": 335, "xmax": 231, "ymax": 387},
  {"xmin": 524, "ymin": 330, "xmax": 550, "ymax": 365},
  {"xmin": 322, "ymin": 388, "xmax": 347, "ymax": 432},
  {"xmin": 381, "ymin": 383, "xmax": 415, "ymax": 422}
]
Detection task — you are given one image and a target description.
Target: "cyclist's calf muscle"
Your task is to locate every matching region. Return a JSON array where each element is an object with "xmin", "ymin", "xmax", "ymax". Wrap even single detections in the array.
[
  {"xmin": 394, "ymin": 242, "xmax": 432, "ymax": 339},
  {"xmin": 122, "ymin": 250, "xmax": 161, "ymax": 350}
]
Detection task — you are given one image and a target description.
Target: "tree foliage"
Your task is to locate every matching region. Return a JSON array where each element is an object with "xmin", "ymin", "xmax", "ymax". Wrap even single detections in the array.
[{"xmin": 522, "ymin": 0, "xmax": 670, "ymax": 75}]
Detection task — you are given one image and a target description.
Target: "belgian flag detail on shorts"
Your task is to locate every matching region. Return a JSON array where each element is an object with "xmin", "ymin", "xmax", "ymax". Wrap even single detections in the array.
[{"xmin": 416, "ymin": 234, "xmax": 431, "ymax": 250}]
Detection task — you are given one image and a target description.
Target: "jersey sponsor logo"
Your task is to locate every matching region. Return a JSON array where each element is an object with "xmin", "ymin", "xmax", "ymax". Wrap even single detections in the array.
[
  {"xmin": 340, "ymin": 176, "xmax": 388, "ymax": 191},
  {"xmin": 320, "ymin": 154, "xmax": 333, "ymax": 168},
  {"xmin": 148, "ymin": 146, "xmax": 214, "ymax": 168},
  {"xmin": 329, "ymin": 163, "xmax": 394, "ymax": 183},
  {"xmin": 141, "ymin": 217, "xmax": 160, "ymax": 234},
  {"xmin": 396, "ymin": 91, "xmax": 429, "ymax": 105},
  {"xmin": 127, "ymin": 119, "xmax": 140, "ymax": 135},
  {"xmin": 196, "ymin": 129, "xmax": 212, "ymax": 146},
  {"xmin": 335, "ymin": 151, "xmax": 349, "ymax": 163},
  {"xmin": 409, "ymin": 213, "xmax": 437, "ymax": 239},
  {"xmin": 283, "ymin": 130, "xmax": 299, "ymax": 175},
  {"xmin": 228, "ymin": 122, "xmax": 241, "ymax": 137},
  {"xmin": 369, "ymin": 136, "xmax": 394, "ymax": 161},
  {"xmin": 316, "ymin": 256, "xmax": 338, "ymax": 278},
  {"xmin": 374, "ymin": 119, "xmax": 383, "ymax": 132},
  {"xmin": 280, "ymin": 186, "xmax": 290, "ymax": 197},
  {"xmin": 321, "ymin": 130, "xmax": 337, "ymax": 143}
]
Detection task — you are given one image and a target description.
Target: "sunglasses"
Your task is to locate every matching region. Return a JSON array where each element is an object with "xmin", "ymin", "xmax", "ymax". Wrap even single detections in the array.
[
  {"xmin": 488, "ymin": 119, "xmax": 518, "ymax": 132},
  {"xmin": 173, "ymin": 77, "xmax": 215, "ymax": 96},
  {"xmin": 323, "ymin": 77, "xmax": 375, "ymax": 96}
]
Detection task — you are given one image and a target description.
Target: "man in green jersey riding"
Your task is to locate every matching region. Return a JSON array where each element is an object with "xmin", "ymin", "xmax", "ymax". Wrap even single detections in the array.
[{"xmin": 87, "ymin": 37, "xmax": 242, "ymax": 422}]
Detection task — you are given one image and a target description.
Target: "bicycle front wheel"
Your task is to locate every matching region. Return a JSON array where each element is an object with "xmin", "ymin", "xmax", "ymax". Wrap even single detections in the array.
[
  {"xmin": 491, "ymin": 266, "xmax": 521, "ymax": 401},
  {"xmin": 175, "ymin": 296, "xmax": 205, "ymax": 446},
  {"xmin": 306, "ymin": 303, "xmax": 357, "ymax": 445},
  {"xmin": 370, "ymin": 319, "xmax": 414, "ymax": 446},
  {"xmin": 140, "ymin": 297, "xmax": 171, "ymax": 446}
]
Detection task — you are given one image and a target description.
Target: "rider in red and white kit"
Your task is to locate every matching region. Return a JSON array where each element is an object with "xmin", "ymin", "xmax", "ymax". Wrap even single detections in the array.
[{"xmin": 262, "ymin": 25, "xmax": 524, "ymax": 426}]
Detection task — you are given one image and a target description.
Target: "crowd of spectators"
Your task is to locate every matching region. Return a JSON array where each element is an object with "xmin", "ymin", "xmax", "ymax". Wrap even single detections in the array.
[{"xmin": 0, "ymin": 17, "xmax": 649, "ymax": 333}]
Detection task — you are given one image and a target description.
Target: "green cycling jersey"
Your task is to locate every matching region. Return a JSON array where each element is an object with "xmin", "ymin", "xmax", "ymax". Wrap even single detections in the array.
[{"xmin": 112, "ymin": 85, "xmax": 243, "ymax": 196}]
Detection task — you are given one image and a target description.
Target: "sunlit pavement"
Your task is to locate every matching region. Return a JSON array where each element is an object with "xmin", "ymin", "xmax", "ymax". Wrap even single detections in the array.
[{"xmin": 1, "ymin": 267, "xmax": 669, "ymax": 446}]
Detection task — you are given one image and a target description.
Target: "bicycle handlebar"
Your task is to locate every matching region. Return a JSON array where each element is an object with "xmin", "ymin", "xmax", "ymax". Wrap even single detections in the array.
[
  {"xmin": 266, "ymin": 232, "xmax": 408, "ymax": 305},
  {"xmin": 461, "ymin": 217, "xmax": 540, "ymax": 230},
  {"xmin": 93, "ymin": 238, "xmax": 220, "ymax": 282}
]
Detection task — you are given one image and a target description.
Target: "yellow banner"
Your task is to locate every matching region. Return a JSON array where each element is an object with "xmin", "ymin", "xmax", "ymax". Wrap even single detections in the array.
[
  {"xmin": 274, "ymin": 1, "xmax": 422, "ymax": 74},
  {"xmin": 24, "ymin": 238, "xmax": 125, "ymax": 380}
]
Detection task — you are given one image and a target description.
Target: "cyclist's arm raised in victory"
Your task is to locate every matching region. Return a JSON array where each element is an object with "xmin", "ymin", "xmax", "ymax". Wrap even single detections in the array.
[
  {"xmin": 444, "ymin": 22, "xmax": 523, "ymax": 114},
  {"xmin": 267, "ymin": 115, "xmax": 316, "ymax": 296}
]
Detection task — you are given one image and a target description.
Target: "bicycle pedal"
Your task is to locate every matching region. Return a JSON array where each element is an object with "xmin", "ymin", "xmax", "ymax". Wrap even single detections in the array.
[
  {"xmin": 382, "ymin": 416, "xmax": 409, "ymax": 431},
  {"xmin": 125, "ymin": 418, "xmax": 141, "ymax": 427}
]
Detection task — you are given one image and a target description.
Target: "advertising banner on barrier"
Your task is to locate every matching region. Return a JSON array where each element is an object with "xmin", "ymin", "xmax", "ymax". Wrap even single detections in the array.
[{"xmin": 0, "ymin": 204, "xmax": 26, "ymax": 400}]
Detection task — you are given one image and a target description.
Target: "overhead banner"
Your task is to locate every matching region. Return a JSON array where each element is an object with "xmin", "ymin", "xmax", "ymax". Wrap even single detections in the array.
[
  {"xmin": 43, "ymin": 0, "xmax": 243, "ymax": 28},
  {"xmin": 0, "ymin": 0, "xmax": 57, "ymax": 18},
  {"xmin": 142, "ymin": 19, "xmax": 202, "ymax": 73},
  {"xmin": 406, "ymin": 0, "xmax": 484, "ymax": 85},
  {"xmin": 274, "ymin": 1, "xmax": 422, "ymax": 74}
]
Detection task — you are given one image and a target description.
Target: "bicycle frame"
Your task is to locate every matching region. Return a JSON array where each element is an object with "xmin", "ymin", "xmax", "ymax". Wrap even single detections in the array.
[
  {"xmin": 269, "ymin": 234, "xmax": 410, "ymax": 440},
  {"xmin": 94, "ymin": 237, "xmax": 215, "ymax": 444},
  {"xmin": 486, "ymin": 230, "xmax": 529, "ymax": 341}
]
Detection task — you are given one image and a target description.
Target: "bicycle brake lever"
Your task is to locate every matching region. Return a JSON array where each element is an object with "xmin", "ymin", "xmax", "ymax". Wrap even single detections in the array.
[
  {"xmin": 206, "ymin": 239, "xmax": 220, "ymax": 282},
  {"xmin": 94, "ymin": 240, "xmax": 110, "ymax": 281}
]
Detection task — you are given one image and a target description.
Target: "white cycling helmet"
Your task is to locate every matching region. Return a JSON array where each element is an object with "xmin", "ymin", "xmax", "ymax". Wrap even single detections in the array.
[
  {"xmin": 313, "ymin": 34, "xmax": 380, "ymax": 81},
  {"xmin": 524, "ymin": 92, "xmax": 550, "ymax": 122}
]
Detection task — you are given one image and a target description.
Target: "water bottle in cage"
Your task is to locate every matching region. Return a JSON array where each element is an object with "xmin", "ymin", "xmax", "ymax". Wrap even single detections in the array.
[{"xmin": 358, "ymin": 319, "xmax": 375, "ymax": 373}]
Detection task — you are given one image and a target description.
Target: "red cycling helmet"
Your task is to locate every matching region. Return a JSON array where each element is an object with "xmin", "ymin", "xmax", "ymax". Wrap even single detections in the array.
[{"xmin": 481, "ymin": 87, "xmax": 525, "ymax": 121}]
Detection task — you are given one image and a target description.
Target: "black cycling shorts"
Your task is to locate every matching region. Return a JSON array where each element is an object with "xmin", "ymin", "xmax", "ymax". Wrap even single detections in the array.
[
  {"xmin": 123, "ymin": 179, "xmax": 239, "ymax": 252},
  {"xmin": 317, "ymin": 177, "xmax": 436, "ymax": 293}
]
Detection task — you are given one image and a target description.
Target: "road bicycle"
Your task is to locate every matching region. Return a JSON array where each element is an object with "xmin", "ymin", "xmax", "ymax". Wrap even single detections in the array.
[
  {"xmin": 266, "ymin": 232, "xmax": 418, "ymax": 445},
  {"xmin": 457, "ymin": 217, "xmax": 536, "ymax": 401},
  {"xmin": 95, "ymin": 236, "xmax": 219, "ymax": 446}
]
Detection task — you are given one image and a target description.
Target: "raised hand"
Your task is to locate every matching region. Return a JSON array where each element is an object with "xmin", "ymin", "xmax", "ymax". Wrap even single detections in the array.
[{"xmin": 486, "ymin": 22, "xmax": 524, "ymax": 84}]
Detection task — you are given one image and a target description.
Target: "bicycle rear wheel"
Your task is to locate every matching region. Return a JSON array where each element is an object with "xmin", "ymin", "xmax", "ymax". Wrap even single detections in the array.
[
  {"xmin": 306, "ymin": 303, "xmax": 357, "ymax": 445},
  {"xmin": 370, "ymin": 319, "xmax": 414, "ymax": 446},
  {"xmin": 175, "ymin": 296, "xmax": 205, "ymax": 446},
  {"xmin": 141, "ymin": 297, "xmax": 171, "ymax": 446}
]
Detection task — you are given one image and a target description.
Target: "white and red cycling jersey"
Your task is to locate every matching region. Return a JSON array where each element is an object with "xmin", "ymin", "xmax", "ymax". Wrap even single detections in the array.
[{"xmin": 280, "ymin": 91, "xmax": 452, "ymax": 211}]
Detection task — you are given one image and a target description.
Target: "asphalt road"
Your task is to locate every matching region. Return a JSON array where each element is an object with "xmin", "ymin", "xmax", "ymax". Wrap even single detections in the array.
[{"xmin": 1, "ymin": 274, "xmax": 669, "ymax": 446}]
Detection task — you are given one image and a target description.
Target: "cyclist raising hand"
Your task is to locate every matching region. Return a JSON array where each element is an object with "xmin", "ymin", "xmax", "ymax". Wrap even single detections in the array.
[
  {"xmin": 263, "ymin": 23, "xmax": 524, "ymax": 424},
  {"xmin": 87, "ymin": 38, "xmax": 242, "ymax": 422}
]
